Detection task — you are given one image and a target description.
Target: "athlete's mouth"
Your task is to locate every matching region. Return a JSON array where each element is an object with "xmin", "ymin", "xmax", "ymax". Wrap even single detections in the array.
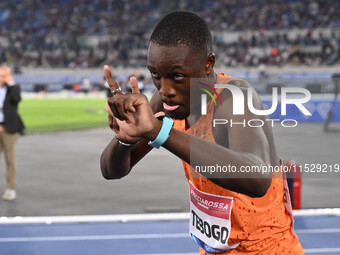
[{"xmin": 163, "ymin": 102, "xmax": 180, "ymax": 111}]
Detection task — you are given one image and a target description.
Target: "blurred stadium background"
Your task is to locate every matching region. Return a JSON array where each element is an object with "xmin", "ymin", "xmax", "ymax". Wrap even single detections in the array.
[{"xmin": 0, "ymin": 0, "xmax": 339, "ymax": 226}]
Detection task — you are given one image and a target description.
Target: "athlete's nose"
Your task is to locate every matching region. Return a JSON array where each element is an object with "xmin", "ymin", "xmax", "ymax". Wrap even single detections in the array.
[{"xmin": 159, "ymin": 78, "xmax": 176, "ymax": 98}]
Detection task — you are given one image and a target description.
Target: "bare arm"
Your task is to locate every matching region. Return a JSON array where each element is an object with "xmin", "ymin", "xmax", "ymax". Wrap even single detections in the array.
[
  {"xmin": 100, "ymin": 136, "xmax": 151, "ymax": 179},
  {"xmin": 100, "ymin": 78, "xmax": 163, "ymax": 179}
]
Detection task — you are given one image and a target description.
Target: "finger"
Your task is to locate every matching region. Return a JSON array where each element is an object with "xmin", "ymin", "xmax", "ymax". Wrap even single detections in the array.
[
  {"xmin": 115, "ymin": 99, "xmax": 132, "ymax": 123},
  {"xmin": 154, "ymin": 111, "xmax": 165, "ymax": 118},
  {"xmin": 130, "ymin": 77, "xmax": 140, "ymax": 94},
  {"xmin": 103, "ymin": 65, "xmax": 122, "ymax": 95},
  {"xmin": 108, "ymin": 114, "xmax": 114, "ymax": 129},
  {"xmin": 105, "ymin": 101, "xmax": 114, "ymax": 116},
  {"xmin": 108, "ymin": 99, "xmax": 123, "ymax": 121},
  {"xmin": 108, "ymin": 115, "xmax": 119, "ymax": 132},
  {"xmin": 107, "ymin": 95, "xmax": 132, "ymax": 123},
  {"xmin": 124, "ymin": 97, "xmax": 136, "ymax": 113},
  {"xmin": 130, "ymin": 94, "xmax": 148, "ymax": 108},
  {"xmin": 111, "ymin": 116, "xmax": 119, "ymax": 131}
]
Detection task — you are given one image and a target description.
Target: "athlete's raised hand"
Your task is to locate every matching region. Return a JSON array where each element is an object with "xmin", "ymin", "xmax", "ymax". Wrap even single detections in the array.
[{"xmin": 104, "ymin": 65, "xmax": 163, "ymax": 143}]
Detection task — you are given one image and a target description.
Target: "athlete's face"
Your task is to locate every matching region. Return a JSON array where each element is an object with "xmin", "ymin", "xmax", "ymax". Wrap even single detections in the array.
[{"xmin": 147, "ymin": 42, "xmax": 215, "ymax": 119}]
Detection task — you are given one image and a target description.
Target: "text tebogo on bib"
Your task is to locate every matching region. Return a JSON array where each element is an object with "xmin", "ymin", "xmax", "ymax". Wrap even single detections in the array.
[{"xmin": 189, "ymin": 181, "xmax": 240, "ymax": 253}]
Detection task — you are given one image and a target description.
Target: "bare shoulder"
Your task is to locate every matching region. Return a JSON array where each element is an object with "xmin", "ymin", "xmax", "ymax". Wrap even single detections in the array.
[
  {"xmin": 220, "ymin": 78, "xmax": 264, "ymax": 114},
  {"xmin": 228, "ymin": 78, "xmax": 251, "ymax": 90},
  {"xmin": 217, "ymin": 78, "xmax": 263, "ymax": 115}
]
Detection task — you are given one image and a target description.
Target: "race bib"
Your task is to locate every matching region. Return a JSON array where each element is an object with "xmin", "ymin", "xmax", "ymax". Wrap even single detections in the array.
[{"xmin": 189, "ymin": 181, "xmax": 240, "ymax": 253}]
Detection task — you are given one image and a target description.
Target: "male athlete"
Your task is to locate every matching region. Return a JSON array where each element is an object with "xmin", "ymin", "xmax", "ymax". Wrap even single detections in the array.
[{"xmin": 100, "ymin": 10, "xmax": 304, "ymax": 254}]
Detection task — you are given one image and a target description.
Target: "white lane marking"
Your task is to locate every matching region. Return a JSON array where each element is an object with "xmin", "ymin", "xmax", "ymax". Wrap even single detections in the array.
[
  {"xmin": 124, "ymin": 253, "xmax": 197, "ymax": 255},
  {"xmin": 0, "ymin": 233, "xmax": 189, "ymax": 242},
  {"xmin": 0, "ymin": 208, "xmax": 339, "ymax": 224},
  {"xmin": 295, "ymin": 228, "xmax": 340, "ymax": 234},
  {"xmin": 304, "ymin": 248, "xmax": 340, "ymax": 253},
  {"xmin": 0, "ymin": 213, "xmax": 191, "ymax": 224},
  {"xmin": 1, "ymin": 227, "xmax": 340, "ymax": 243}
]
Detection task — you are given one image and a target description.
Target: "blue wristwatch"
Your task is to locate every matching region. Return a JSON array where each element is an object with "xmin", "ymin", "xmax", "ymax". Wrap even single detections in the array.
[{"xmin": 148, "ymin": 116, "xmax": 174, "ymax": 148}]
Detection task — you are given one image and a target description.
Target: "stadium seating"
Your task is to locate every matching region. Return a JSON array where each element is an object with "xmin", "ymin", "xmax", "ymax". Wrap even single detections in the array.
[{"xmin": 0, "ymin": 0, "xmax": 339, "ymax": 69}]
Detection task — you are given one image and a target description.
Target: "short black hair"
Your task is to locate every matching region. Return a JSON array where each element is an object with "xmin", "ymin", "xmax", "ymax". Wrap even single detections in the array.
[{"xmin": 150, "ymin": 10, "xmax": 213, "ymax": 56}]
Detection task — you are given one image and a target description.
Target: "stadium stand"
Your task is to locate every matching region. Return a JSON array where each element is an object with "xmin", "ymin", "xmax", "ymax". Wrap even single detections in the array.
[{"xmin": 0, "ymin": 0, "xmax": 340, "ymax": 69}]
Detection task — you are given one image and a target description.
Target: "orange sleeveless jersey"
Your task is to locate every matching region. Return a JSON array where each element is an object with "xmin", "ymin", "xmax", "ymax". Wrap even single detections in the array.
[{"xmin": 172, "ymin": 73, "xmax": 304, "ymax": 254}]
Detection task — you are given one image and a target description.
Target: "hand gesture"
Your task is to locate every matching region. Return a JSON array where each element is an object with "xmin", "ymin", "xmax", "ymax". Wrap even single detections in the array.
[{"xmin": 104, "ymin": 65, "xmax": 163, "ymax": 143}]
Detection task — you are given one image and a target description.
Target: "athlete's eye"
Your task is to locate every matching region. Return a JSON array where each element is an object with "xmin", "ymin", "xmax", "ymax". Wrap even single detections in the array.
[
  {"xmin": 174, "ymin": 73, "xmax": 184, "ymax": 81},
  {"xmin": 150, "ymin": 71, "xmax": 160, "ymax": 79}
]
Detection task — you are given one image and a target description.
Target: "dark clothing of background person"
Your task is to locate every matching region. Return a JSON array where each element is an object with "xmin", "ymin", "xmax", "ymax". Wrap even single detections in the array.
[{"xmin": 2, "ymin": 84, "xmax": 25, "ymax": 133}]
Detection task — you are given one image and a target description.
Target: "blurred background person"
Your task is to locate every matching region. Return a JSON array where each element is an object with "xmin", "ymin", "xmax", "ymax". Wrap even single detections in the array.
[
  {"xmin": 125, "ymin": 69, "xmax": 148, "ymax": 94},
  {"xmin": 0, "ymin": 66, "xmax": 25, "ymax": 201},
  {"xmin": 324, "ymin": 73, "xmax": 340, "ymax": 131},
  {"xmin": 82, "ymin": 76, "xmax": 92, "ymax": 95}
]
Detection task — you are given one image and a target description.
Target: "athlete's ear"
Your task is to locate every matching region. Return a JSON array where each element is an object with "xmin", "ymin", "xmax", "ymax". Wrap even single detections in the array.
[{"xmin": 205, "ymin": 53, "xmax": 215, "ymax": 75}]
